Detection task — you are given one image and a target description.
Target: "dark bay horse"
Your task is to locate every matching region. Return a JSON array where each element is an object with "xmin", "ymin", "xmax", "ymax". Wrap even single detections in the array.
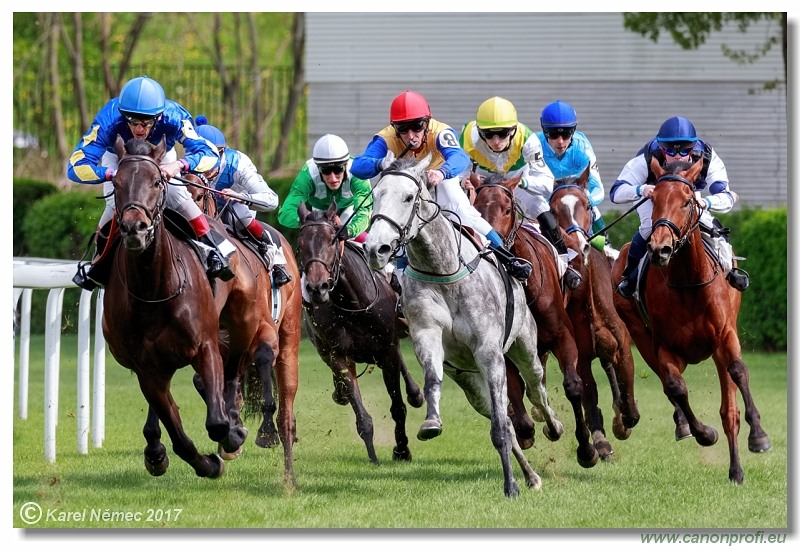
[
  {"xmin": 365, "ymin": 155, "xmax": 564, "ymax": 497},
  {"xmin": 549, "ymin": 167, "xmax": 640, "ymax": 459},
  {"xmin": 297, "ymin": 201, "xmax": 423, "ymax": 463},
  {"xmin": 472, "ymin": 173, "xmax": 598, "ymax": 468},
  {"xmin": 612, "ymin": 157, "xmax": 770, "ymax": 483},
  {"xmin": 184, "ymin": 171, "xmax": 303, "ymax": 484},
  {"xmin": 102, "ymin": 136, "xmax": 301, "ymax": 486}
]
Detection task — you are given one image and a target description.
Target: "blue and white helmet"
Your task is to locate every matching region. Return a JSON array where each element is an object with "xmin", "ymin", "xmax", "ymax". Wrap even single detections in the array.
[
  {"xmin": 656, "ymin": 116, "xmax": 698, "ymax": 144},
  {"xmin": 118, "ymin": 76, "xmax": 166, "ymax": 118},
  {"xmin": 195, "ymin": 115, "xmax": 226, "ymax": 148}
]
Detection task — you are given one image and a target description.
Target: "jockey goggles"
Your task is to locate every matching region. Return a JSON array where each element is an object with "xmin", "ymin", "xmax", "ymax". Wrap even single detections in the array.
[
  {"xmin": 125, "ymin": 115, "xmax": 157, "ymax": 129},
  {"xmin": 478, "ymin": 127, "xmax": 515, "ymax": 140},
  {"xmin": 660, "ymin": 144, "xmax": 695, "ymax": 157},
  {"xmin": 318, "ymin": 162, "xmax": 346, "ymax": 175},
  {"xmin": 544, "ymin": 127, "xmax": 575, "ymax": 140},
  {"xmin": 392, "ymin": 119, "xmax": 427, "ymax": 134}
]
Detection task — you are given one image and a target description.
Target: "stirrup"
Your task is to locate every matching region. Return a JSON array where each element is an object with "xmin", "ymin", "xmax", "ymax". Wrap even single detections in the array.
[
  {"xmin": 208, "ymin": 253, "xmax": 235, "ymax": 282},
  {"xmin": 726, "ymin": 268, "xmax": 750, "ymax": 291},
  {"xmin": 72, "ymin": 263, "xmax": 98, "ymax": 292},
  {"xmin": 507, "ymin": 259, "xmax": 532, "ymax": 281}
]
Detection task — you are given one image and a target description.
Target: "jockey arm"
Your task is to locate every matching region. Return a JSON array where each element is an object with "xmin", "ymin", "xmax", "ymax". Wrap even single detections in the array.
[
  {"xmin": 343, "ymin": 176, "xmax": 373, "ymax": 238},
  {"xmin": 518, "ymin": 134, "xmax": 554, "ymax": 196},
  {"xmin": 433, "ymin": 127, "xmax": 470, "ymax": 181},
  {"xmin": 350, "ymin": 135, "xmax": 389, "ymax": 180},
  {"xmin": 699, "ymin": 150, "xmax": 735, "ymax": 214},
  {"xmin": 277, "ymin": 164, "xmax": 317, "ymax": 230},
  {"xmin": 610, "ymin": 154, "xmax": 650, "ymax": 204},
  {"xmin": 165, "ymin": 116, "xmax": 219, "ymax": 177},
  {"xmin": 226, "ymin": 151, "xmax": 279, "ymax": 212}
]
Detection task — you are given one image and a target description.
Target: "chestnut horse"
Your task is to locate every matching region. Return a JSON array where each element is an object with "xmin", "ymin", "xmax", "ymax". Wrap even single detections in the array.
[
  {"xmin": 184, "ymin": 171, "xmax": 303, "ymax": 480},
  {"xmin": 612, "ymin": 157, "xmax": 770, "ymax": 483},
  {"xmin": 549, "ymin": 166, "xmax": 640, "ymax": 459},
  {"xmin": 472, "ymin": 173, "xmax": 598, "ymax": 468},
  {"xmin": 297, "ymin": 201, "xmax": 423, "ymax": 463},
  {"xmin": 103, "ymin": 136, "xmax": 301, "ymax": 486}
]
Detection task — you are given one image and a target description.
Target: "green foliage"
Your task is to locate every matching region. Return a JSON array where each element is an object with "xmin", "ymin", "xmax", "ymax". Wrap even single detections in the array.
[
  {"xmin": 602, "ymin": 208, "xmax": 642, "ymax": 250},
  {"xmin": 13, "ymin": 178, "xmax": 58, "ymax": 256},
  {"xmin": 22, "ymin": 187, "xmax": 102, "ymax": 260},
  {"xmin": 732, "ymin": 208, "xmax": 787, "ymax": 351}
]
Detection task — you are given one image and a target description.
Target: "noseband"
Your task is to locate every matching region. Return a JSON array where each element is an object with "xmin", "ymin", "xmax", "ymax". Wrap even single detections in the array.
[
  {"xmin": 368, "ymin": 170, "xmax": 428, "ymax": 255},
  {"xmin": 550, "ymin": 182, "xmax": 591, "ymax": 239},
  {"xmin": 651, "ymin": 174, "xmax": 701, "ymax": 253},
  {"xmin": 113, "ymin": 155, "xmax": 168, "ymax": 244},
  {"xmin": 474, "ymin": 182, "xmax": 523, "ymax": 246},
  {"xmin": 299, "ymin": 220, "xmax": 345, "ymax": 288}
]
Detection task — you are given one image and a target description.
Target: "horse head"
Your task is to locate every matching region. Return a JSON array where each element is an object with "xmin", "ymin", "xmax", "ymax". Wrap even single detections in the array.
[
  {"xmin": 365, "ymin": 153, "xmax": 433, "ymax": 271},
  {"xmin": 297, "ymin": 200, "xmax": 344, "ymax": 303},
  {"xmin": 112, "ymin": 135, "xmax": 168, "ymax": 253},
  {"xmin": 550, "ymin": 163, "xmax": 593, "ymax": 262},
  {"xmin": 648, "ymin": 156, "xmax": 704, "ymax": 267},
  {"xmin": 472, "ymin": 172, "xmax": 522, "ymax": 243}
]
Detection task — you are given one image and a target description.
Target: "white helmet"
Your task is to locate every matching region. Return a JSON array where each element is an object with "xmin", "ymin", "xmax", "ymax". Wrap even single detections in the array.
[{"xmin": 312, "ymin": 134, "xmax": 349, "ymax": 165}]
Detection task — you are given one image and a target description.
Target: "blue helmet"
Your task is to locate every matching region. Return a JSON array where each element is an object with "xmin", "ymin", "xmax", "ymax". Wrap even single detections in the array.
[
  {"xmin": 118, "ymin": 76, "xmax": 166, "ymax": 118},
  {"xmin": 656, "ymin": 116, "xmax": 698, "ymax": 144},
  {"xmin": 540, "ymin": 100, "xmax": 578, "ymax": 129},
  {"xmin": 195, "ymin": 115, "xmax": 226, "ymax": 147}
]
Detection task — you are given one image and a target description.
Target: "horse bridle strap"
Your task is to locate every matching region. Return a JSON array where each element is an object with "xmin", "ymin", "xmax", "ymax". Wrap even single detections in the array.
[{"xmin": 114, "ymin": 155, "xmax": 168, "ymax": 231}]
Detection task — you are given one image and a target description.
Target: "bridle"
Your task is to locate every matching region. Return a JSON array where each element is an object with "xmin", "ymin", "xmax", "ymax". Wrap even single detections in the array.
[
  {"xmin": 299, "ymin": 219, "xmax": 380, "ymax": 313},
  {"xmin": 113, "ymin": 154, "xmax": 168, "ymax": 248},
  {"xmin": 368, "ymin": 170, "xmax": 430, "ymax": 254},
  {"xmin": 473, "ymin": 182, "xmax": 524, "ymax": 247},
  {"xmin": 550, "ymin": 182, "xmax": 592, "ymax": 240}
]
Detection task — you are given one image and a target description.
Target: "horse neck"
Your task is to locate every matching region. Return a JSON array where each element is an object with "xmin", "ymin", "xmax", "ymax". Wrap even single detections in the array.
[
  {"xmin": 333, "ymin": 246, "xmax": 373, "ymax": 306},
  {"xmin": 405, "ymin": 203, "xmax": 467, "ymax": 274},
  {"xmin": 665, "ymin": 226, "xmax": 717, "ymax": 291},
  {"xmin": 118, "ymin": 225, "xmax": 178, "ymax": 298}
]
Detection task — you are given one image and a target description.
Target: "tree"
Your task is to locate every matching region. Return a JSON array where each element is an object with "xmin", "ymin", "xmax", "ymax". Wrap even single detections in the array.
[{"xmin": 623, "ymin": 13, "xmax": 786, "ymax": 89}]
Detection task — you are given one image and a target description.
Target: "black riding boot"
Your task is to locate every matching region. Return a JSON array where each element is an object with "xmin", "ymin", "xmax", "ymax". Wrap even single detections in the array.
[
  {"xmin": 616, "ymin": 232, "xmax": 647, "ymax": 299},
  {"xmin": 712, "ymin": 220, "xmax": 750, "ymax": 291},
  {"xmin": 253, "ymin": 226, "xmax": 292, "ymax": 288},
  {"xmin": 537, "ymin": 211, "xmax": 581, "ymax": 289},
  {"xmin": 490, "ymin": 243, "xmax": 533, "ymax": 281},
  {"xmin": 199, "ymin": 229, "xmax": 235, "ymax": 282},
  {"xmin": 72, "ymin": 222, "xmax": 113, "ymax": 291}
]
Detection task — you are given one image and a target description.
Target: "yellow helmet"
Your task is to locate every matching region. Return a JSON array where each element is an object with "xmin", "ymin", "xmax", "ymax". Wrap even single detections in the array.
[{"xmin": 476, "ymin": 97, "xmax": 518, "ymax": 129}]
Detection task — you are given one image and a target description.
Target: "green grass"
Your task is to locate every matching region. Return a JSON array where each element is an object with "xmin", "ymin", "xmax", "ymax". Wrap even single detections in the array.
[{"xmin": 12, "ymin": 334, "xmax": 788, "ymax": 529}]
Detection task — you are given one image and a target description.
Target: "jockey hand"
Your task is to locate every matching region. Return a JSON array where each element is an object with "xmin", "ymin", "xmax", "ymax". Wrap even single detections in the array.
[
  {"xmin": 160, "ymin": 160, "xmax": 185, "ymax": 180},
  {"xmin": 219, "ymin": 188, "xmax": 245, "ymax": 204},
  {"xmin": 426, "ymin": 169, "xmax": 444, "ymax": 186},
  {"xmin": 640, "ymin": 184, "xmax": 655, "ymax": 198}
]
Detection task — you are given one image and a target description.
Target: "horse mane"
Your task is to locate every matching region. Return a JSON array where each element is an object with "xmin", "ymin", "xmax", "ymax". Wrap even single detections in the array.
[
  {"xmin": 483, "ymin": 172, "xmax": 509, "ymax": 186},
  {"xmin": 387, "ymin": 157, "xmax": 418, "ymax": 172},
  {"xmin": 124, "ymin": 138, "xmax": 155, "ymax": 156},
  {"xmin": 663, "ymin": 159, "xmax": 695, "ymax": 173}
]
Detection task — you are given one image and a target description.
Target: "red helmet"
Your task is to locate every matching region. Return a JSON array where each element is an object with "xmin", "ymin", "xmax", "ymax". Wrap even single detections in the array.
[{"xmin": 389, "ymin": 90, "xmax": 431, "ymax": 123}]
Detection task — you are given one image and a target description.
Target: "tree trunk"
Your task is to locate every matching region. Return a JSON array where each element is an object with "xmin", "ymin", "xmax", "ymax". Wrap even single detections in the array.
[
  {"xmin": 47, "ymin": 14, "xmax": 69, "ymax": 165},
  {"xmin": 271, "ymin": 13, "xmax": 305, "ymax": 171}
]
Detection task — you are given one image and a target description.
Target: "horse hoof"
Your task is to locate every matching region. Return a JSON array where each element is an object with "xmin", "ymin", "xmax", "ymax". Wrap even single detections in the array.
[
  {"xmin": 674, "ymin": 422, "xmax": 692, "ymax": 441},
  {"xmin": 542, "ymin": 420, "xmax": 563, "ymax": 442},
  {"xmin": 392, "ymin": 446, "xmax": 412, "ymax": 462},
  {"xmin": 578, "ymin": 446, "xmax": 599, "ymax": 468},
  {"xmin": 504, "ymin": 481, "xmax": 521, "ymax": 499},
  {"xmin": 594, "ymin": 439, "xmax": 614, "ymax": 460},
  {"xmin": 516, "ymin": 436, "xmax": 534, "ymax": 450},
  {"xmin": 206, "ymin": 453, "xmax": 225, "ymax": 479},
  {"xmin": 218, "ymin": 444, "xmax": 243, "ymax": 461},
  {"xmin": 612, "ymin": 418, "xmax": 632, "ymax": 441},
  {"xmin": 696, "ymin": 426, "xmax": 719, "ymax": 447},
  {"xmin": 417, "ymin": 419, "xmax": 442, "ymax": 441},
  {"xmin": 144, "ymin": 454, "xmax": 169, "ymax": 477},
  {"xmin": 331, "ymin": 388, "xmax": 349, "ymax": 406},
  {"xmin": 256, "ymin": 429, "xmax": 280, "ymax": 449},
  {"xmin": 749, "ymin": 434, "xmax": 772, "ymax": 453},
  {"xmin": 407, "ymin": 390, "xmax": 424, "ymax": 409}
]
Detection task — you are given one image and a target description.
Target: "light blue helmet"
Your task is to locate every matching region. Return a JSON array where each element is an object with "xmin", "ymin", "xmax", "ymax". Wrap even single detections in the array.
[
  {"xmin": 118, "ymin": 76, "xmax": 166, "ymax": 118},
  {"xmin": 656, "ymin": 116, "xmax": 698, "ymax": 144},
  {"xmin": 195, "ymin": 115, "xmax": 226, "ymax": 147},
  {"xmin": 540, "ymin": 100, "xmax": 578, "ymax": 129}
]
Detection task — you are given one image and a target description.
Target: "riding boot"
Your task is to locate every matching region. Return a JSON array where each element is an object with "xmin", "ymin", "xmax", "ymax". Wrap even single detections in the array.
[
  {"xmin": 248, "ymin": 220, "xmax": 292, "ymax": 288},
  {"xmin": 616, "ymin": 232, "xmax": 648, "ymax": 299},
  {"xmin": 72, "ymin": 222, "xmax": 113, "ymax": 291},
  {"xmin": 712, "ymin": 220, "xmax": 750, "ymax": 292},
  {"xmin": 490, "ymin": 243, "xmax": 533, "ymax": 281},
  {"xmin": 199, "ymin": 229, "xmax": 236, "ymax": 282},
  {"xmin": 537, "ymin": 211, "xmax": 581, "ymax": 289}
]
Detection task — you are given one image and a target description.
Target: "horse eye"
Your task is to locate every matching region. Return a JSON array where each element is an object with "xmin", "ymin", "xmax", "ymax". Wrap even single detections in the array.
[{"xmin": 403, "ymin": 193, "xmax": 414, "ymax": 203}]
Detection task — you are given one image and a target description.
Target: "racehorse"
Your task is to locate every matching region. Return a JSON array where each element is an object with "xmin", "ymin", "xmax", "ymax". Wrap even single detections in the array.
[
  {"xmin": 296, "ymin": 201, "xmax": 423, "ymax": 463},
  {"xmin": 184, "ymin": 170, "xmax": 303, "ymax": 483},
  {"xmin": 612, "ymin": 157, "xmax": 771, "ymax": 484},
  {"xmin": 102, "ymin": 136, "xmax": 301, "ymax": 486},
  {"xmin": 471, "ymin": 173, "xmax": 598, "ymax": 467},
  {"xmin": 365, "ymin": 154, "xmax": 564, "ymax": 498},
  {"xmin": 549, "ymin": 166, "xmax": 640, "ymax": 459}
]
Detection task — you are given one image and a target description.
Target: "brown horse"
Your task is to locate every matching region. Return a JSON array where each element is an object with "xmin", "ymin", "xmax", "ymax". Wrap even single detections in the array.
[
  {"xmin": 102, "ymin": 136, "xmax": 301, "ymax": 486},
  {"xmin": 184, "ymin": 171, "xmax": 303, "ymax": 482},
  {"xmin": 472, "ymin": 173, "xmax": 598, "ymax": 469},
  {"xmin": 612, "ymin": 157, "xmax": 770, "ymax": 483},
  {"xmin": 549, "ymin": 166, "xmax": 640, "ymax": 459},
  {"xmin": 297, "ymin": 201, "xmax": 423, "ymax": 462}
]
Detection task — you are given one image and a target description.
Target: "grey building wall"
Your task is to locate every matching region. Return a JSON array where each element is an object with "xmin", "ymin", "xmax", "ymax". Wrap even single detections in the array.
[{"xmin": 306, "ymin": 12, "xmax": 787, "ymax": 210}]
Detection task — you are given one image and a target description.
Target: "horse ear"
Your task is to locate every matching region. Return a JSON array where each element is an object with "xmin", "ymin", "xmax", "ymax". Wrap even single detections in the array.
[
  {"xmin": 114, "ymin": 135, "xmax": 126, "ymax": 158},
  {"xmin": 327, "ymin": 198, "xmax": 338, "ymax": 219},
  {"xmin": 650, "ymin": 156, "xmax": 664, "ymax": 179},
  {"xmin": 578, "ymin": 163, "xmax": 590, "ymax": 188},
  {"xmin": 505, "ymin": 174, "xmax": 522, "ymax": 191},
  {"xmin": 152, "ymin": 136, "xmax": 167, "ymax": 162},
  {"xmin": 298, "ymin": 202, "xmax": 310, "ymax": 223},
  {"xmin": 686, "ymin": 156, "xmax": 703, "ymax": 181}
]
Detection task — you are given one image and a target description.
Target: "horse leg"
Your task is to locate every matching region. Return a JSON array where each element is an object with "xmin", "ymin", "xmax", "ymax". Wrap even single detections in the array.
[
  {"xmin": 580, "ymin": 357, "xmax": 614, "ymax": 460},
  {"xmin": 398, "ymin": 355, "xmax": 424, "ymax": 408},
  {"xmin": 142, "ymin": 406, "xmax": 169, "ymax": 476},
  {"xmin": 254, "ymin": 342, "xmax": 281, "ymax": 449},
  {"xmin": 138, "ymin": 375, "xmax": 224, "ymax": 478},
  {"xmin": 412, "ymin": 330, "xmax": 445, "ymax": 440},
  {"xmin": 332, "ymin": 357, "xmax": 379, "ymax": 463},
  {"xmin": 656, "ymin": 348, "xmax": 718, "ymax": 447},
  {"xmin": 508, "ymin": 417, "xmax": 542, "ymax": 490},
  {"xmin": 379, "ymin": 350, "xmax": 412, "ymax": 462},
  {"xmin": 505, "ymin": 359, "xmax": 535, "ymax": 450},
  {"xmin": 274, "ymin": 343, "xmax": 299, "ymax": 488},
  {"xmin": 561, "ymin": 323, "xmax": 600, "ymax": 467}
]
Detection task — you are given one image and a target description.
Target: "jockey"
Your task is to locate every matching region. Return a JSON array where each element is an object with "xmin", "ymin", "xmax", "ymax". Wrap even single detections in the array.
[
  {"xmin": 67, "ymin": 75, "xmax": 234, "ymax": 291},
  {"xmin": 460, "ymin": 96, "xmax": 581, "ymax": 288},
  {"xmin": 609, "ymin": 115, "xmax": 750, "ymax": 298},
  {"xmin": 537, "ymin": 100, "xmax": 616, "ymax": 259},
  {"xmin": 194, "ymin": 116, "xmax": 292, "ymax": 287},
  {"xmin": 278, "ymin": 133, "xmax": 373, "ymax": 243},
  {"xmin": 351, "ymin": 90, "xmax": 532, "ymax": 282}
]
